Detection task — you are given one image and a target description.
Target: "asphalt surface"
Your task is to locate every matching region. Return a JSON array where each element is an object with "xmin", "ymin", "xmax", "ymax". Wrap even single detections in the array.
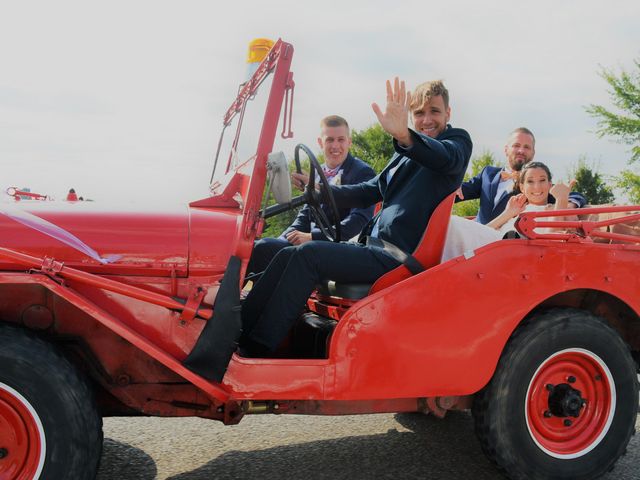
[{"xmin": 97, "ymin": 411, "xmax": 640, "ymax": 480}]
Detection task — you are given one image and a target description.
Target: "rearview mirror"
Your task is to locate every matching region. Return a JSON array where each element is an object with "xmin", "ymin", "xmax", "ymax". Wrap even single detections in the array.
[{"xmin": 267, "ymin": 151, "xmax": 292, "ymax": 204}]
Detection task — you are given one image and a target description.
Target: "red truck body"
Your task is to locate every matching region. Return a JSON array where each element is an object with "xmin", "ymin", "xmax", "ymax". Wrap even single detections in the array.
[{"xmin": 0, "ymin": 39, "xmax": 638, "ymax": 480}]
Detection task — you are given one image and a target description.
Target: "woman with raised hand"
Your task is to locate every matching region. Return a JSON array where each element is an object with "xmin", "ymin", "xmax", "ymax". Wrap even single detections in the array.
[{"xmin": 443, "ymin": 161, "xmax": 576, "ymax": 261}]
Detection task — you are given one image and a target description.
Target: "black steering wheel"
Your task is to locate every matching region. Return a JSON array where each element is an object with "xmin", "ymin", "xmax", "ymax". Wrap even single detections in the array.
[{"xmin": 294, "ymin": 144, "xmax": 342, "ymax": 242}]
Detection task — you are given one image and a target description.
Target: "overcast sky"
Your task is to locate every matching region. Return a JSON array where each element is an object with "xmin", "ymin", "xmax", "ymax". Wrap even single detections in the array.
[{"xmin": 1, "ymin": 0, "xmax": 639, "ymax": 204}]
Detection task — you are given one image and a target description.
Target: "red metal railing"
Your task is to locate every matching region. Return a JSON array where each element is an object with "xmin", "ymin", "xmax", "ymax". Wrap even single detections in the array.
[{"xmin": 516, "ymin": 205, "xmax": 640, "ymax": 243}]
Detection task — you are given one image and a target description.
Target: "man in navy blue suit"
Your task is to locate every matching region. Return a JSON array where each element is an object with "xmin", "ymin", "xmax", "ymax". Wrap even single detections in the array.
[
  {"xmin": 246, "ymin": 115, "xmax": 375, "ymax": 277},
  {"xmin": 239, "ymin": 78, "xmax": 472, "ymax": 356},
  {"xmin": 459, "ymin": 127, "xmax": 586, "ymax": 224}
]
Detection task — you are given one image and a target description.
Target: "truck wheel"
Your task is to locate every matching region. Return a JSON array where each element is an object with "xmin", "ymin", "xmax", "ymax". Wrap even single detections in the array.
[
  {"xmin": 472, "ymin": 308, "xmax": 638, "ymax": 480},
  {"xmin": 0, "ymin": 324, "xmax": 103, "ymax": 480}
]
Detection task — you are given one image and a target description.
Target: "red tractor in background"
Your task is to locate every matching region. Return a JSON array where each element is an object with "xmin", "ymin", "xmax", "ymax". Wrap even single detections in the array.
[
  {"xmin": 1, "ymin": 39, "xmax": 639, "ymax": 480},
  {"xmin": 4, "ymin": 188, "xmax": 49, "ymax": 202}
]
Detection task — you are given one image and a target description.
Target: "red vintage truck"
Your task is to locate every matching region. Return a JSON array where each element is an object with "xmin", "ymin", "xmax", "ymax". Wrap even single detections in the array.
[{"xmin": 1, "ymin": 39, "xmax": 638, "ymax": 480}]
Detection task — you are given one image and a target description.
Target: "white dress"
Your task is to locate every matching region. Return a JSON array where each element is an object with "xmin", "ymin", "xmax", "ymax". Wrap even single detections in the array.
[{"xmin": 442, "ymin": 204, "xmax": 551, "ymax": 262}]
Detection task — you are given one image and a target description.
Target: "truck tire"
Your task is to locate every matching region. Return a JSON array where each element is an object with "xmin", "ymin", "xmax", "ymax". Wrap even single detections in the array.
[
  {"xmin": 0, "ymin": 324, "xmax": 103, "ymax": 480},
  {"xmin": 472, "ymin": 308, "xmax": 638, "ymax": 480}
]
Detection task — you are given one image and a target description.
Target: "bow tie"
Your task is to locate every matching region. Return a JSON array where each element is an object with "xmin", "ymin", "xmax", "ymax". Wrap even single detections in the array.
[
  {"xmin": 500, "ymin": 170, "xmax": 519, "ymax": 182},
  {"xmin": 323, "ymin": 165, "xmax": 341, "ymax": 180}
]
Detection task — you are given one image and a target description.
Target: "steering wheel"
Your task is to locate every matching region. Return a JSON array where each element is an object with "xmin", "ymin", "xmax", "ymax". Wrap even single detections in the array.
[{"xmin": 294, "ymin": 144, "xmax": 342, "ymax": 242}]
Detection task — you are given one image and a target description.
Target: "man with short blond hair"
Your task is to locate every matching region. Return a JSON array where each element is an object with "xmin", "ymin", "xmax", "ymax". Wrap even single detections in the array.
[
  {"xmin": 321, "ymin": 114, "xmax": 349, "ymax": 129},
  {"xmin": 246, "ymin": 114, "xmax": 375, "ymax": 277},
  {"xmin": 410, "ymin": 79, "xmax": 449, "ymax": 110}
]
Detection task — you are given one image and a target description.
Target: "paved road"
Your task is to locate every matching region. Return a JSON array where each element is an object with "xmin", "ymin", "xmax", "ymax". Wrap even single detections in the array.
[{"xmin": 97, "ymin": 411, "xmax": 640, "ymax": 479}]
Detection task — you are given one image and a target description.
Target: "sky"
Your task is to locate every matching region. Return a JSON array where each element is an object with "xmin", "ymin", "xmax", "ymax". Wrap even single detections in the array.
[{"xmin": 1, "ymin": 0, "xmax": 639, "ymax": 205}]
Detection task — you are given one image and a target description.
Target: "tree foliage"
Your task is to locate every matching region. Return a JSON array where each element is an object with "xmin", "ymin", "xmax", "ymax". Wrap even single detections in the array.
[
  {"xmin": 350, "ymin": 124, "xmax": 394, "ymax": 173},
  {"xmin": 586, "ymin": 59, "xmax": 640, "ymax": 163},
  {"xmin": 568, "ymin": 158, "xmax": 615, "ymax": 205},
  {"xmin": 260, "ymin": 200, "xmax": 299, "ymax": 239},
  {"xmin": 586, "ymin": 58, "xmax": 640, "ymax": 203},
  {"xmin": 469, "ymin": 150, "xmax": 502, "ymax": 177},
  {"xmin": 615, "ymin": 169, "xmax": 640, "ymax": 204}
]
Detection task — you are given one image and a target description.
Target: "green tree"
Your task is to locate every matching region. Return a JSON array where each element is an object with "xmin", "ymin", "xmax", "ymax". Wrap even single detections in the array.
[
  {"xmin": 615, "ymin": 170, "xmax": 640, "ymax": 204},
  {"xmin": 586, "ymin": 59, "xmax": 640, "ymax": 163},
  {"xmin": 586, "ymin": 59, "xmax": 640, "ymax": 202},
  {"xmin": 350, "ymin": 124, "xmax": 394, "ymax": 173},
  {"xmin": 452, "ymin": 150, "xmax": 501, "ymax": 217},
  {"xmin": 568, "ymin": 157, "xmax": 615, "ymax": 205},
  {"xmin": 260, "ymin": 202, "xmax": 299, "ymax": 238}
]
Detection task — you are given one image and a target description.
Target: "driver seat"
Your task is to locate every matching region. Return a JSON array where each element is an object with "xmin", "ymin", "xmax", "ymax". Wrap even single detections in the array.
[{"xmin": 317, "ymin": 190, "xmax": 457, "ymax": 302}]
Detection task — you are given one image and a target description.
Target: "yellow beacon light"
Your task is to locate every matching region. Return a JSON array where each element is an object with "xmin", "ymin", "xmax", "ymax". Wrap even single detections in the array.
[{"xmin": 245, "ymin": 38, "xmax": 274, "ymax": 80}]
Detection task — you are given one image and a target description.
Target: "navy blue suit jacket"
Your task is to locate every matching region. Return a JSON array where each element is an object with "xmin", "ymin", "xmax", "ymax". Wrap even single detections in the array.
[
  {"xmin": 332, "ymin": 125, "xmax": 472, "ymax": 254},
  {"xmin": 281, "ymin": 154, "xmax": 375, "ymax": 241},
  {"xmin": 460, "ymin": 166, "xmax": 587, "ymax": 225}
]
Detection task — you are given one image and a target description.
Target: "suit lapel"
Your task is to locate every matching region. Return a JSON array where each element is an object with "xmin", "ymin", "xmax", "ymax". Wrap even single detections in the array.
[
  {"xmin": 379, "ymin": 153, "xmax": 405, "ymax": 193},
  {"xmin": 385, "ymin": 155, "xmax": 409, "ymax": 191},
  {"xmin": 339, "ymin": 154, "xmax": 354, "ymax": 183},
  {"xmin": 489, "ymin": 169, "xmax": 502, "ymax": 204}
]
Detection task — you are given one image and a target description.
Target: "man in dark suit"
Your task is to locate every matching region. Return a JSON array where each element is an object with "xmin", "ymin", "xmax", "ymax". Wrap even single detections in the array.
[
  {"xmin": 459, "ymin": 127, "xmax": 586, "ymax": 224},
  {"xmin": 239, "ymin": 78, "xmax": 472, "ymax": 356},
  {"xmin": 246, "ymin": 115, "xmax": 375, "ymax": 276}
]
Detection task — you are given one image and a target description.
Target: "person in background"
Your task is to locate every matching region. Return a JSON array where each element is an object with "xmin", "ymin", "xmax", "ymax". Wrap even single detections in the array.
[
  {"xmin": 443, "ymin": 161, "xmax": 577, "ymax": 261},
  {"xmin": 66, "ymin": 188, "xmax": 78, "ymax": 202},
  {"xmin": 458, "ymin": 127, "xmax": 585, "ymax": 223}
]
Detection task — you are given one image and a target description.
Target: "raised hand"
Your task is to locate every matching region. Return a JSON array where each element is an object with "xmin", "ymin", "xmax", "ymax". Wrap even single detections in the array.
[
  {"xmin": 371, "ymin": 77, "xmax": 412, "ymax": 145},
  {"xmin": 550, "ymin": 179, "xmax": 576, "ymax": 203},
  {"xmin": 505, "ymin": 193, "xmax": 527, "ymax": 217},
  {"xmin": 487, "ymin": 193, "xmax": 528, "ymax": 231}
]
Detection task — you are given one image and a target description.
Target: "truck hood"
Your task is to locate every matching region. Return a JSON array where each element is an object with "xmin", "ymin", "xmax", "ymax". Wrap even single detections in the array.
[{"xmin": 0, "ymin": 201, "xmax": 193, "ymax": 276}]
